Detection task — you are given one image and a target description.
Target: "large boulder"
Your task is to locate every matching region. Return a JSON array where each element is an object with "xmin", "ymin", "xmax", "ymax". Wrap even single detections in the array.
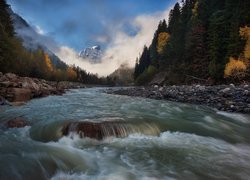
[
  {"xmin": 6, "ymin": 88, "xmax": 32, "ymax": 102},
  {"xmin": 4, "ymin": 73, "xmax": 18, "ymax": 80},
  {"xmin": 62, "ymin": 121, "xmax": 121, "ymax": 140},
  {"xmin": 61, "ymin": 121, "xmax": 161, "ymax": 140},
  {"xmin": 0, "ymin": 72, "xmax": 86, "ymax": 104},
  {"xmin": 21, "ymin": 77, "xmax": 40, "ymax": 91}
]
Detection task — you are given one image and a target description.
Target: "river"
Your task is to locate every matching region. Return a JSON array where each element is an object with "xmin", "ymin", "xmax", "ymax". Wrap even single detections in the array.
[{"xmin": 0, "ymin": 88, "xmax": 250, "ymax": 179}]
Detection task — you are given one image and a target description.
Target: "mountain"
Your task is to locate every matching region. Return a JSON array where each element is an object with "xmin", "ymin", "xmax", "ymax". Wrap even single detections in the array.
[
  {"xmin": 109, "ymin": 64, "xmax": 134, "ymax": 85},
  {"xmin": 79, "ymin": 45, "xmax": 102, "ymax": 64},
  {"xmin": 9, "ymin": 9, "xmax": 67, "ymax": 69}
]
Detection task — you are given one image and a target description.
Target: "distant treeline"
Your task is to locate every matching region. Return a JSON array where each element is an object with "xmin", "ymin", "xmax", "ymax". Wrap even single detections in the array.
[
  {"xmin": 0, "ymin": 0, "xmax": 116, "ymax": 85},
  {"xmin": 134, "ymin": 0, "xmax": 250, "ymax": 85}
]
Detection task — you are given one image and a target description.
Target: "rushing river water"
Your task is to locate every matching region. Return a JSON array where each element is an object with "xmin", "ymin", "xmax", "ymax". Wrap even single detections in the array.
[{"xmin": 0, "ymin": 88, "xmax": 250, "ymax": 180}]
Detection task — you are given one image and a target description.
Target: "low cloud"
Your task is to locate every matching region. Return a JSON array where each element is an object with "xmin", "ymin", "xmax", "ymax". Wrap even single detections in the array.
[
  {"xmin": 12, "ymin": 4, "xmax": 172, "ymax": 76},
  {"xmin": 54, "ymin": 8, "xmax": 171, "ymax": 76},
  {"xmin": 93, "ymin": 35, "xmax": 109, "ymax": 43},
  {"xmin": 34, "ymin": 25, "xmax": 45, "ymax": 35}
]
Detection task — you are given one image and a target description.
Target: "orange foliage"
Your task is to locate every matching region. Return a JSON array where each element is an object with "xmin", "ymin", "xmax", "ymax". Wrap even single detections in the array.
[
  {"xmin": 44, "ymin": 53, "xmax": 53, "ymax": 72},
  {"xmin": 157, "ymin": 32, "xmax": 170, "ymax": 54},
  {"xmin": 67, "ymin": 67, "xmax": 77, "ymax": 80},
  {"xmin": 224, "ymin": 57, "xmax": 247, "ymax": 78},
  {"xmin": 240, "ymin": 26, "xmax": 250, "ymax": 60}
]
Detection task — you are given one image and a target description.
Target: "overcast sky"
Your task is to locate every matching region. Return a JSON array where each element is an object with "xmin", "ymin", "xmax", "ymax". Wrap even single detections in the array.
[{"xmin": 7, "ymin": 0, "xmax": 177, "ymax": 75}]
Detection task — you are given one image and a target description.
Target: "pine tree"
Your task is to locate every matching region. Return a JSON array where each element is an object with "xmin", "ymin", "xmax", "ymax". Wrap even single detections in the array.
[
  {"xmin": 149, "ymin": 20, "xmax": 168, "ymax": 68},
  {"xmin": 208, "ymin": 10, "xmax": 229, "ymax": 80},
  {"xmin": 138, "ymin": 46, "xmax": 150, "ymax": 75},
  {"xmin": 0, "ymin": 0, "xmax": 14, "ymax": 36},
  {"xmin": 134, "ymin": 57, "xmax": 139, "ymax": 80},
  {"xmin": 160, "ymin": 2, "xmax": 182, "ymax": 68},
  {"xmin": 0, "ymin": 0, "xmax": 15, "ymax": 73}
]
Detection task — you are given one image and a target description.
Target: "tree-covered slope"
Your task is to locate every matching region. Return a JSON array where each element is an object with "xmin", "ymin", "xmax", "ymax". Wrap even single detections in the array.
[{"xmin": 134, "ymin": 0, "xmax": 250, "ymax": 85}]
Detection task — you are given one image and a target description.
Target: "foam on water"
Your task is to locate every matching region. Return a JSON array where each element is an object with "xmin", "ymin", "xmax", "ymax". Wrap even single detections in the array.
[
  {"xmin": 50, "ymin": 131, "xmax": 250, "ymax": 179},
  {"xmin": 1, "ymin": 88, "xmax": 250, "ymax": 179},
  {"xmin": 217, "ymin": 111, "xmax": 250, "ymax": 124}
]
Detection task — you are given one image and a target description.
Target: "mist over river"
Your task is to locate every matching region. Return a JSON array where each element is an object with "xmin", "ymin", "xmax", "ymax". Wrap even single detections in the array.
[{"xmin": 1, "ymin": 88, "xmax": 250, "ymax": 180}]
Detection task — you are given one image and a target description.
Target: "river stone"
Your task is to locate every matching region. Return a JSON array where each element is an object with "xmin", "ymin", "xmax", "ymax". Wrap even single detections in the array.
[
  {"xmin": 230, "ymin": 83, "xmax": 235, "ymax": 88},
  {"xmin": 220, "ymin": 87, "xmax": 231, "ymax": 93},
  {"xmin": 4, "ymin": 73, "xmax": 17, "ymax": 80},
  {"xmin": 243, "ymin": 90, "xmax": 249, "ymax": 96},
  {"xmin": 0, "ymin": 96, "xmax": 11, "ymax": 105},
  {"xmin": 5, "ymin": 118, "xmax": 29, "ymax": 128},
  {"xmin": 0, "ymin": 81, "xmax": 13, "ymax": 88},
  {"xmin": 21, "ymin": 77, "xmax": 40, "ymax": 90}
]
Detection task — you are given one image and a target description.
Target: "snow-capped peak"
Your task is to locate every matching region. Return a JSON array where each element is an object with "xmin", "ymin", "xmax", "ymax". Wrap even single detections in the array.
[{"xmin": 79, "ymin": 45, "xmax": 102, "ymax": 64}]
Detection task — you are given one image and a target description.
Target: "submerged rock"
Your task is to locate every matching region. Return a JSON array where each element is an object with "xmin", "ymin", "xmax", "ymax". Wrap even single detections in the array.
[
  {"xmin": 5, "ymin": 118, "xmax": 29, "ymax": 128},
  {"xmin": 62, "ymin": 121, "xmax": 126, "ymax": 140},
  {"xmin": 61, "ymin": 121, "xmax": 161, "ymax": 140}
]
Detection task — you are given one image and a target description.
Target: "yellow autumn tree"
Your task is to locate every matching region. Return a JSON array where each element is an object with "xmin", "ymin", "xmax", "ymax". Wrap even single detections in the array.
[
  {"xmin": 224, "ymin": 57, "xmax": 247, "ymax": 78},
  {"xmin": 67, "ymin": 66, "xmax": 77, "ymax": 81},
  {"xmin": 240, "ymin": 26, "xmax": 250, "ymax": 60},
  {"xmin": 157, "ymin": 32, "xmax": 170, "ymax": 54},
  {"xmin": 192, "ymin": 1, "xmax": 199, "ymax": 17},
  {"xmin": 224, "ymin": 26, "xmax": 250, "ymax": 80},
  {"xmin": 44, "ymin": 53, "xmax": 53, "ymax": 72}
]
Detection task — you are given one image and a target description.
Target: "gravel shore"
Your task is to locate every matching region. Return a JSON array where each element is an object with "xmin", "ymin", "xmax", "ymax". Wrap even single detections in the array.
[{"xmin": 108, "ymin": 84, "xmax": 250, "ymax": 114}]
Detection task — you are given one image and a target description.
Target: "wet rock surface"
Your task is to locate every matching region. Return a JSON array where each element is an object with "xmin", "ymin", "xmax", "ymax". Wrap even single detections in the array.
[
  {"xmin": 0, "ymin": 73, "xmax": 86, "ymax": 104},
  {"xmin": 61, "ymin": 120, "xmax": 160, "ymax": 140},
  {"xmin": 107, "ymin": 84, "xmax": 250, "ymax": 114},
  {"xmin": 62, "ymin": 121, "xmax": 131, "ymax": 140},
  {"xmin": 4, "ymin": 118, "xmax": 29, "ymax": 128}
]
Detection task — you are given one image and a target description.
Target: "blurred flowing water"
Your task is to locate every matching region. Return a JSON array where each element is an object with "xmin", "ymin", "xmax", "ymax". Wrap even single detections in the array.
[{"xmin": 0, "ymin": 88, "xmax": 250, "ymax": 180}]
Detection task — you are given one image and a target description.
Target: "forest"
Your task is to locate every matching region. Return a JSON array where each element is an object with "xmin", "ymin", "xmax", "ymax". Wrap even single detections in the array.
[
  {"xmin": 134, "ymin": 0, "xmax": 250, "ymax": 85},
  {"xmin": 1, "ymin": 0, "xmax": 250, "ymax": 86}
]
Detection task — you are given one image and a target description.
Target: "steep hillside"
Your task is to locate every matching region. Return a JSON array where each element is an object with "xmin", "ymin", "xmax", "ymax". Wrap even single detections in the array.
[
  {"xmin": 134, "ymin": 0, "xmax": 250, "ymax": 85},
  {"xmin": 109, "ymin": 64, "xmax": 134, "ymax": 85},
  {"xmin": 0, "ymin": 0, "xmax": 106, "ymax": 84},
  {"xmin": 9, "ymin": 9, "xmax": 68, "ymax": 70}
]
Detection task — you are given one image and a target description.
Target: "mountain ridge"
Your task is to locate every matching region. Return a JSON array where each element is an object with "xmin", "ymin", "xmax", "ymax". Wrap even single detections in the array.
[
  {"xmin": 9, "ymin": 8, "xmax": 68, "ymax": 69},
  {"xmin": 79, "ymin": 45, "xmax": 102, "ymax": 64}
]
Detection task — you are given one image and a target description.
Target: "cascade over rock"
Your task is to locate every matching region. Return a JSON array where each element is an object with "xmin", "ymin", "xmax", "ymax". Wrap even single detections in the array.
[{"xmin": 61, "ymin": 120, "xmax": 161, "ymax": 140}]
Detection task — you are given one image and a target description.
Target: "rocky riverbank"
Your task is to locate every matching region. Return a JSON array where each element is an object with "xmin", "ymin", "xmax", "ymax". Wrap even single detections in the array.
[
  {"xmin": 108, "ymin": 84, "xmax": 250, "ymax": 114},
  {"xmin": 0, "ymin": 72, "xmax": 86, "ymax": 105}
]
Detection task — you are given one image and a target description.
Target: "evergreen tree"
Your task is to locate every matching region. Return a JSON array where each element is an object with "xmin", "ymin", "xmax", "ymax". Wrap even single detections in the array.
[
  {"xmin": 135, "ymin": 0, "xmax": 250, "ymax": 84},
  {"xmin": 134, "ymin": 57, "xmax": 139, "ymax": 80},
  {"xmin": 0, "ymin": 0, "xmax": 14, "ymax": 36},
  {"xmin": 208, "ymin": 10, "xmax": 229, "ymax": 80},
  {"xmin": 149, "ymin": 20, "xmax": 168, "ymax": 68},
  {"xmin": 160, "ymin": 2, "xmax": 182, "ymax": 68},
  {"xmin": 168, "ymin": 3, "xmax": 181, "ymax": 34},
  {"xmin": 137, "ymin": 46, "xmax": 150, "ymax": 75}
]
